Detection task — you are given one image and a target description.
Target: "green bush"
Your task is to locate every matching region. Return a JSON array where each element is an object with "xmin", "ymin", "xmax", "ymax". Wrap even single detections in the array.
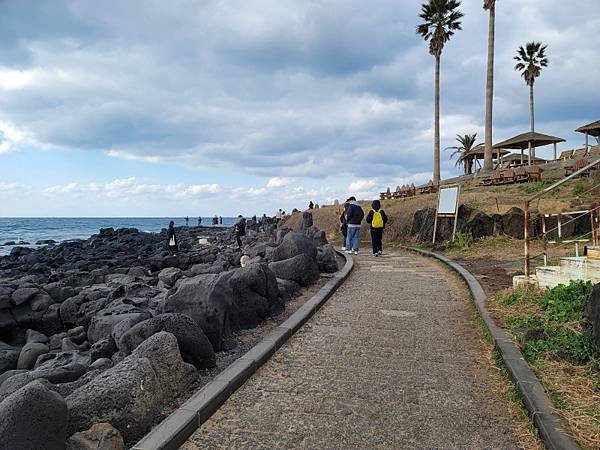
[
  {"xmin": 447, "ymin": 232, "xmax": 474, "ymax": 251},
  {"xmin": 573, "ymin": 182, "xmax": 585, "ymax": 198},
  {"xmin": 523, "ymin": 180, "xmax": 551, "ymax": 194},
  {"xmin": 505, "ymin": 281, "xmax": 598, "ymax": 365}
]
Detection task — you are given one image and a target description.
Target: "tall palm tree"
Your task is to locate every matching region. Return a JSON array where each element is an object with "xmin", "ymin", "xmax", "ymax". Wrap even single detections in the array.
[
  {"xmin": 417, "ymin": 0, "xmax": 463, "ymax": 185},
  {"xmin": 514, "ymin": 41, "xmax": 548, "ymax": 164},
  {"xmin": 482, "ymin": 0, "xmax": 496, "ymax": 173},
  {"xmin": 446, "ymin": 133, "xmax": 477, "ymax": 175}
]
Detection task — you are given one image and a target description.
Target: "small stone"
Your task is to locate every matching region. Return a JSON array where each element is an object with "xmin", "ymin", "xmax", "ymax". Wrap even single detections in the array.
[
  {"xmin": 17, "ymin": 342, "xmax": 50, "ymax": 370},
  {"xmin": 67, "ymin": 422, "xmax": 125, "ymax": 450}
]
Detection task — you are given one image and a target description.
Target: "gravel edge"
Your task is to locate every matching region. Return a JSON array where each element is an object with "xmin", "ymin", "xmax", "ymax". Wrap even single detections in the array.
[
  {"xmin": 405, "ymin": 246, "xmax": 581, "ymax": 450},
  {"xmin": 132, "ymin": 251, "xmax": 354, "ymax": 450}
]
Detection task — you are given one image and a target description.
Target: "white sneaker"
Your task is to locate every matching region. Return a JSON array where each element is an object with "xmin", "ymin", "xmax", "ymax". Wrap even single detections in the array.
[
  {"xmin": 344, "ymin": 250, "xmax": 352, "ymax": 254},
  {"xmin": 341, "ymin": 246, "xmax": 346, "ymax": 251},
  {"xmin": 352, "ymin": 250, "xmax": 358, "ymax": 255}
]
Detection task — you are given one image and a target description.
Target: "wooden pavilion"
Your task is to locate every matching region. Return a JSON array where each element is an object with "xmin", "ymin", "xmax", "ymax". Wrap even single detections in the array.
[
  {"xmin": 493, "ymin": 131, "xmax": 565, "ymax": 165},
  {"xmin": 458, "ymin": 144, "xmax": 509, "ymax": 173},
  {"xmin": 575, "ymin": 120, "xmax": 600, "ymax": 151}
]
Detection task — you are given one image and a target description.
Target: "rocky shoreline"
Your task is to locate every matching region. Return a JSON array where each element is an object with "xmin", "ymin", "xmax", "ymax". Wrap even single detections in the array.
[{"xmin": 0, "ymin": 212, "xmax": 337, "ymax": 449}]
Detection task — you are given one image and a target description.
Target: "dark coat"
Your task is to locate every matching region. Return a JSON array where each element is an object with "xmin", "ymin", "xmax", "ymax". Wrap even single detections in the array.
[
  {"xmin": 366, "ymin": 209, "xmax": 389, "ymax": 228},
  {"xmin": 346, "ymin": 202, "xmax": 364, "ymax": 225}
]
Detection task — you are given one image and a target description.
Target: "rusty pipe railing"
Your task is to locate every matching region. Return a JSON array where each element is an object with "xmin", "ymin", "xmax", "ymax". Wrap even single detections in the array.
[{"xmin": 523, "ymin": 157, "xmax": 600, "ymax": 277}]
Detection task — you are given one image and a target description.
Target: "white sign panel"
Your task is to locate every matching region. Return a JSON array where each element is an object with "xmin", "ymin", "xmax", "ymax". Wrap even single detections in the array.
[{"xmin": 437, "ymin": 186, "xmax": 459, "ymax": 215}]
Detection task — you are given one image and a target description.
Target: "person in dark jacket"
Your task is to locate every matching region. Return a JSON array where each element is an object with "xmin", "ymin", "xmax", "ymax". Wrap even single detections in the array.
[
  {"xmin": 366, "ymin": 199, "xmax": 388, "ymax": 256},
  {"xmin": 339, "ymin": 202, "xmax": 349, "ymax": 250},
  {"xmin": 234, "ymin": 215, "xmax": 246, "ymax": 248},
  {"xmin": 345, "ymin": 196, "xmax": 364, "ymax": 254},
  {"xmin": 166, "ymin": 221, "xmax": 178, "ymax": 256}
]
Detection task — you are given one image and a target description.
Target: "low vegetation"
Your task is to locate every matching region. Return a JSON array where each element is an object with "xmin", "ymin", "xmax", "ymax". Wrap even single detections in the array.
[{"xmin": 488, "ymin": 282, "xmax": 600, "ymax": 448}]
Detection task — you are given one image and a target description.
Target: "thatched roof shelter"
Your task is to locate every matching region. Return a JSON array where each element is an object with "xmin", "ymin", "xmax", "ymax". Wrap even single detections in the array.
[
  {"xmin": 493, "ymin": 131, "xmax": 565, "ymax": 165},
  {"xmin": 575, "ymin": 120, "xmax": 600, "ymax": 137},
  {"xmin": 575, "ymin": 120, "xmax": 600, "ymax": 150},
  {"xmin": 458, "ymin": 144, "xmax": 509, "ymax": 172},
  {"xmin": 500, "ymin": 153, "xmax": 546, "ymax": 167}
]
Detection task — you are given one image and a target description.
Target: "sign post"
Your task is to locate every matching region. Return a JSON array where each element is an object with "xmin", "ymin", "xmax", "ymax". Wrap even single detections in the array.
[{"xmin": 433, "ymin": 185, "xmax": 461, "ymax": 244}]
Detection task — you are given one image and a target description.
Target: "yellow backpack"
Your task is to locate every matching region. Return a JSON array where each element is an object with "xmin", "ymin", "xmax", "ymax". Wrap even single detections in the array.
[{"xmin": 372, "ymin": 210, "xmax": 384, "ymax": 228}]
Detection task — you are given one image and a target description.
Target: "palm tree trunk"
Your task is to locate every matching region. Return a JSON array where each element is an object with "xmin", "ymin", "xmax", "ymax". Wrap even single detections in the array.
[
  {"xmin": 482, "ymin": 2, "xmax": 495, "ymax": 173},
  {"xmin": 433, "ymin": 55, "xmax": 441, "ymax": 185},
  {"xmin": 529, "ymin": 82, "xmax": 535, "ymax": 163}
]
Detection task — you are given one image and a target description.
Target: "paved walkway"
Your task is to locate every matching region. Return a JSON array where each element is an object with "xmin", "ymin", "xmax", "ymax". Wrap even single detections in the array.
[{"xmin": 183, "ymin": 251, "xmax": 519, "ymax": 449}]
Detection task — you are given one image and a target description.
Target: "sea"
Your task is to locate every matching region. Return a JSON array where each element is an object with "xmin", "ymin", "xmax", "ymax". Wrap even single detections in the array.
[{"xmin": 0, "ymin": 217, "xmax": 237, "ymax": 256}]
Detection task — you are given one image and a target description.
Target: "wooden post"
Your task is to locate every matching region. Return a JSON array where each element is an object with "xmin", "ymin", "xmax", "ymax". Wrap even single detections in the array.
[
  {"xmin": 585, "ymin": 132, "xmax": 589, "ymax": 152},
  {"xmin": 557, "ymin": 213, "xmax": 562, "ymax": 240},
  {"xmin": 520, "ymin": 148, "xmax": 524, "ymax": 165},
  {"xmin": 524, "ymin": 200, "xmax": 531, "ymax": 277},
  {"xmin": 553, "ymin": 142, "xmax": 557, "ymax": 161},
  {"xmin": 528, "ymin": 141, "xmax": 532, "ymax": 166}
]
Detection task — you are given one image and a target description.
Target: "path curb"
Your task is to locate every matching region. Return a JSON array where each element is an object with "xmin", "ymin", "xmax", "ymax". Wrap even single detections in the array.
[
  {"xmin": 406, "ymin": 247, "xmax": 581, "ymax": 450},
  {"xmin": 133, "ymin": 252, "xmax": 354, "ymax": 450}
]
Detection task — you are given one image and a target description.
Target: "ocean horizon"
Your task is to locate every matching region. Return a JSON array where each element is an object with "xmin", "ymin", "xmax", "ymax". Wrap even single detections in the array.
[{"xmin": 0, "ymin": 217, "xmax": 237, "ymax": 255}]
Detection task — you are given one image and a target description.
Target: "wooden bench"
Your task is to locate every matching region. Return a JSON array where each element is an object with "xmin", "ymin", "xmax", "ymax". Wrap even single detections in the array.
[
  {"xmin": 514, "ymin": 167, "xmax": 528, "ymax": 183},
  {"xmin": 525, "ymin": 166, "xmax": 543, "ymax": 182},
  {"xmin": 565, "ymin": 159, "xmax": 590, "ymax": 177},
  {"xmin": 491, "ymin": 170, "xmax": 504, "ymax": 185},
  {"xmin": 501, "ymin": 168, "xmax": 516, "ymax": 184},
  {"xmin": 572, "ymin": 148, "xmax": 588, "ymax": 159}
]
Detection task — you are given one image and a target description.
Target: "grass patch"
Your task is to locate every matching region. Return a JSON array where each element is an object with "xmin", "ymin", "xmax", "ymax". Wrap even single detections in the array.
[
  {"xmin": 487, "ymin": 281, "xmax": 600, "ymax": 448},
  {"xmin": 523, "ymin": 180, "xmax": 552, "ymax": 194},
  {"xmin": 447, "ymin": 232, "xmax": 474, "ymax": 251}
]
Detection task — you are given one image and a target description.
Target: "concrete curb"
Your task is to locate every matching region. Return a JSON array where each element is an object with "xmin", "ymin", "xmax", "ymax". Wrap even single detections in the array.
[
  {"xmin": 405, "ymin": 246, "xmax": 581, "ymax": 450},
  {"xmin": 133, "ymin": 251, "xmax": 354, "ymax": 450}
]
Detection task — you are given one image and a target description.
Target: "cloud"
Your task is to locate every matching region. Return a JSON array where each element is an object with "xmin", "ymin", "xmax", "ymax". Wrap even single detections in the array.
[
  {"xmin": 266, "ymin": 177, "xmax": 295, "ymax": 188},
  {"xmin": 0, "ymin": 0, "xmax": 597, "ymax": 187}
]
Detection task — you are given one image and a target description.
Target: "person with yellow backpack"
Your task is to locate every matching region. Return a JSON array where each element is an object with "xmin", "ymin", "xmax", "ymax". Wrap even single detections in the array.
[{"xmin": 366, "ymin": 199, "xmax": 388, "ymax": 256}]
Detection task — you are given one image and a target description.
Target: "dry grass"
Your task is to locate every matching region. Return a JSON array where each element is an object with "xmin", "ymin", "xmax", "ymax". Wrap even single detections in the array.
[{"xmin": 486, "ymin": 286, "xmax": 600, "ymax": 449}]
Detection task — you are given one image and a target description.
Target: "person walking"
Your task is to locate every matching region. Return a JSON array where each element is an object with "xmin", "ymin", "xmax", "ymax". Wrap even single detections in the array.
[
  {"xmin": 339, "ymin": 202, "xmax": 348, "ymax": 251},
  {"xmin": 345, "ymin": 196, "xmax": 364, "ymax": 255},
  {"xmin": 166, "ymin": 221, "xmax": 178, "ymax": 256},
  {"xmin": 219, "ymin": 216, "xmax": 223, "ymax": 225},
  {"xmin": 366, "ymin": 199, "xmax": 388, "ymax": 256},
  {"xmin": 198, "ymin": 216, "xmax": 202, "ymax": 226},
  {"xmin": 275, "ymin": 208, "xmax": 283, "ymax": 226},
  {"xmin": 185, "ymin": 216, "xmax": 189, "ymax": 227},
  {"xmin": 234, "ymin": 215, "xmax": 246, "ymax": 248}
]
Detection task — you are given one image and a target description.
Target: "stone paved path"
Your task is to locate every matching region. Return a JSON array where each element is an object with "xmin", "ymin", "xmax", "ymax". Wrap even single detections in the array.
[{"xmin": 183, "ymin": 251, "xmax": 520, "ymax": 449}]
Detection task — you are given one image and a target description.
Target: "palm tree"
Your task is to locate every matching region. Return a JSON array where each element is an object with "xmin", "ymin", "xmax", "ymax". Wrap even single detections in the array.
[
  {"xmin": 514, "ymin": 41, "xmax": 548, "ymax": 164},
  {"xmin": 446, "ymin": 133, "xmax": 477, "ymax": 175},
  {"xmin": 482, "ymin": 0, "xmax": 496, "ymax": 173},
  {"xmin": 417, "ymin": 0, "xmax": 463, "ymax": 186}
]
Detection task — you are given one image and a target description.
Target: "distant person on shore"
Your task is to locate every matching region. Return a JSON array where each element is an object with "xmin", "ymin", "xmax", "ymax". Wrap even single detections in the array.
[
  {"xmin": 260, "ymin": 213, "xmax": 268, "ymax": 231},
  {"xmin": 213, "ymin": 215, "xmax": 218, "ymax": 226},
  {"xmin": 275, "ymin": 209, "xmax": 283, "ymax": 225},
  {"xmin": 198, "ymin": 216, "xmax": 202, "ymax": 226},
  {"xmin": 308, "ymin": 201, "xmax": 314, "ymax": 210},
  {"xmin": 219, "ymin": 216, "xmax": 223, "ymax": 225},
  {"xmin": 366, "ymin": 200, "xmax": 388, "ymax": 256},
  {"xmin": 339, "ymin": 202, "xmax": 349, "ymax": 250},
  {"xmin": 345, "ymin": 196, "xmax": 364, "ymax": 255},
  {"xmin": 167, "ymin": 221, "xmax": 178, "ymax": 256},
  {"xmin": 185, "ymin": 216, "xmax": 189, "ymax": 227},
  {"xmin": 234, "ymin": 215, "xmax": 246, "ymax": 248}
]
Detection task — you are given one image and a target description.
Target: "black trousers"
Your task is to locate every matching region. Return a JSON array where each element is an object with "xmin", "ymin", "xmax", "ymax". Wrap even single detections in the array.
[
  {"xmin": 236, "ymin": 234, "xmax": 243, "ymax": 247},
  {"xmin": 370, "ymin": 228, "xmax": 383, "ymax": 254}
]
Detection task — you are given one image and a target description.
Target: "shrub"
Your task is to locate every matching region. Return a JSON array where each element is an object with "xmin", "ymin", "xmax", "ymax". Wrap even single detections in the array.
[{"xmin": 447, "ymin": 232, "xmax": 473, "ymax": 251}]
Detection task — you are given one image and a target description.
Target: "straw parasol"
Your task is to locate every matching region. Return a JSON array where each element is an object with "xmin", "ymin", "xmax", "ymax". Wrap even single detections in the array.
[
  {"xmin": 459, "ymin": 144, "xmax": 509, "ymax": 171},
  {"xmin": 500, "ymin": 153, "xmax": 546, "ymax": 167},
  {"xmin": 493, "ymin": 131, "xmax": 565, "ymax": 165},
  {"xmin": 575, "ymin": 120, "xmax": 600, "ymax": 150}
]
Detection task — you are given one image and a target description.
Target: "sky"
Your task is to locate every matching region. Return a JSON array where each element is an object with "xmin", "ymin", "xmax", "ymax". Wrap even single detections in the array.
[{"xmin": 0, "ymin": 0, "xmax": 598, "ymax": 217}]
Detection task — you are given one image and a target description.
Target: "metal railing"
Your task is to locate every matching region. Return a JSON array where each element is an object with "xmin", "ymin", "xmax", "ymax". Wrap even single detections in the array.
[{"xmin": 524, "ymin": 157, "xmax": 600, "ymax": 277}]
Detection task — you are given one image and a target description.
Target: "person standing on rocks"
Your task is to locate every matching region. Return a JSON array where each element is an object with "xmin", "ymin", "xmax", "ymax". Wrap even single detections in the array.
[
  {"xmin": 167, "ymin": 221, "xmax": 178, "ymax": 256},
  {"xmin": 345, "ymin": 197, "xmax": 364, "ymax": 255},
  {"xmin": 366, "ymin": 199, "xmax": 388, "ymax": 256},
  {"xmin": 308, "ymin": 201, "xmax": 314, "ymax": 210},
  {"xmin": 340, "ymin": 202, "xmax": 349, "ymax": 251},
  {"xmin": 234, "ymin": 215, "xmax": 246, "ymax": 248},
  {"xmin": 275, "ymin": 209, "xmax": 283, "ymax": 226},
  {"xmin": 185, "ymin": 216, "xmax": 189, "ymax": 227},
  {"xmin": 198, "ymin": 216, "xmax": 202, "ymax": 226},
  {"xmin": 219, "ymin": 216, "xmax": 223, "ymax": 225}
]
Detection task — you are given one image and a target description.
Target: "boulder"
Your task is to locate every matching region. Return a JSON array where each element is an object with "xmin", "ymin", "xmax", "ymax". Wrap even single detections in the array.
[
  {"xmin": 317, "ymin": 244, "xmax": 338, "ymax": 273},
  {"xmin": 0, "ymin": 342, "xmax": 20, "ymax": 375},
  {"xmin": 225, "ymin": 264, "xmax": 282, "ymax": 329},
  {"xmin": 158, "ymin": 267, "xmax": 183, "ymax": 287},
  {"xmin": 0, "ymin": 380, "xmax": 68, "ymax": 450},
  {"xmin": 272, "ymin": 231, "xmax": 318, "ymax": 262},
  {"xmin": 410, "ymin": 207, "xmax": 436, "ymax": 242},
  {"xmin": 17, "ymin": 342, "xmax": 50, "ymax": 370},
  {"xmin": 502, "ymin": 207, "xmax": 525, "ymax": 239},
  {"xmin": 11, "ymin": 287, "xmax": 42, "ymax": 306},
  {"xmin": 268, "ymin": 254, "xmax": 320, "ymax": 287},
  {"xmin": 90, "ymin": 338, "xmax": 118, "ymax": 362},
  {"xmin": 277, "ymin": 278, "xmax": 301, "ymax": 301},
  {"xmin": 67, "ymin": 422, "xmax": 125, "ymax": 450},
  {"xmin": 26, "ymin": 329, "xmax": 49, "ymax": 344},
  {"xmin": 585, "ymin": 284, "xmax": 600, "ymax": 347},
  {"xmin": 301, "ymin": 211, "xmax": 314, "ymax": 230},
  {"xmin": 163, "ymin": 273, "xmax": 235, "ymax": 351},
  {"xmin": 118, "ymin": 314, "xmax": 215, "ymax": 369},
  {"xmin": 67, "ymin": 332, "xmax": 196, "ymax": 442},
  {"xmin": 462, "ymin": 212, "xmax": 494, "ymax": 239}
]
